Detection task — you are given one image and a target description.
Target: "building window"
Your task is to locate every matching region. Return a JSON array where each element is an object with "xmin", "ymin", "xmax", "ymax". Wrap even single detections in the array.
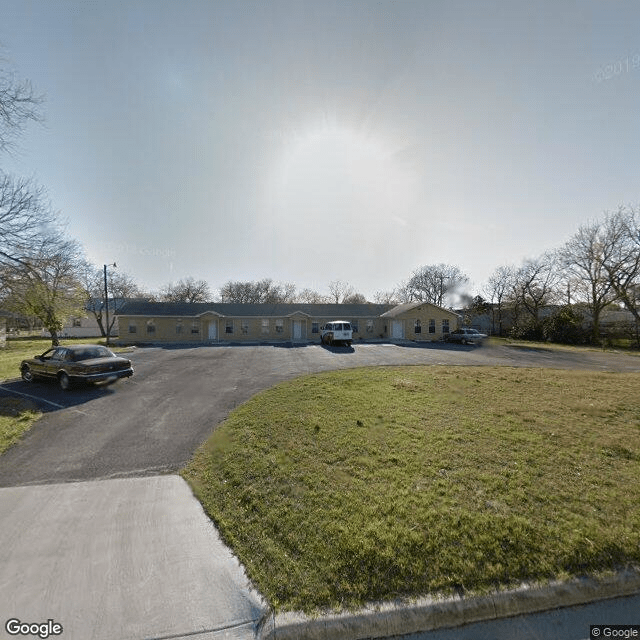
[
  {"xmin": 176, "ymin": 322, "xmax": 182, "ymax": 335},
  {"xmin": 241, "ymin": 320, "xmax": 249, "ymax": 335},
  {"xmin": 226, "ymin": 320, "xmax": 234, "ymax": 334},
  {"xmin": 415, "ymin": 319, "xmax": 422, "ymax": 334},
  {"xmin": 366, "ymin": 320, "xmax": 374, "ymax": 333},
  {"xmin": 275, "ymin": 319, "xmax": 283, "ymax": 333},
  {"xmin": 442, "ymin": 319, "xmax": 450, "ymax": 334},
  {"xmin": 146, "ymin": 320, "xmax": 155, "ymax": 335},
  {"xmin": 261, "ymin": 319, "xmax": 269, "ymax": 334},
  {"xmin": 191, "ymin": 322, "xmax": 200, "ymax": 334},
  {"xmin": 128, "ymin": 323, "xmax": 137, "ymax": 334},
  {"xmin": 429, "ymin": 319, "xmax": 436, "ymax": 334},
  {"xmin": 311, "ymin": 322, "xmax": 319, "ymax": 334},
  {"xmin": 351, "ymin": 321, "xmax": 359, "ymax": 333},
  {"xmin": 72, "ymin": 318, "xmax": 82, "ymax": 328}
]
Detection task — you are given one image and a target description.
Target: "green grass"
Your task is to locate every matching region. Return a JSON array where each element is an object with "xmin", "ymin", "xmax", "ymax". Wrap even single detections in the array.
[
  {"xmin": 182, "ymin": 365, "xmax": 640, "ymax": 613},
  {"xmin": 0, "ymin": 397, "xmax": 41, "ymax": 454},
  {"xmin": 490, "ymin": 336, "xmax": 640, "ymax": 353}
]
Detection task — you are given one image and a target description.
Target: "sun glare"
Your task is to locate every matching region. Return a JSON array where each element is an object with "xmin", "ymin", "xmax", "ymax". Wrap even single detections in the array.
[{"xmin": 269, "ymin": 126, "xmax": 417, "ymax": 228}]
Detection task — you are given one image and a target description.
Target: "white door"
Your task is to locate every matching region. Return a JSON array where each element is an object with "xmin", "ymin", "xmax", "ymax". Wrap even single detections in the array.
[
  {"xmin": 293, "ymin": 321, "xmax": 302, "ymax": 340},
  {"xmin": 392, "ymin": 320, "xmax": 404, "ymax": 339},
  {"xmin": 208, "ymin": 321, "xmax": 217, "ymax": 340}
]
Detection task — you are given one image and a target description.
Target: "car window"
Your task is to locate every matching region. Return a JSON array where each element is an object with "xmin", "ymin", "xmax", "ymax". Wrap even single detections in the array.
[
  {"xmin": 51, "ymin": 348, "xmax": 67, "ymax": 361},
  {"xmin": 71, "ymin": 346, "xmax": 113, "ymax": 361}
]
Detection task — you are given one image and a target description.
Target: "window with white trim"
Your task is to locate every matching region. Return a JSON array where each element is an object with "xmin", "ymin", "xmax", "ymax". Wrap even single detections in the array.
[{"xmin": 275, "ymin": 319, "xmax": 283, "ymax": 333}]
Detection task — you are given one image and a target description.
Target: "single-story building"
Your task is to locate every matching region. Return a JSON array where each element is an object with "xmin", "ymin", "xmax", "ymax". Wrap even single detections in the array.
[{"xmin": 116, "ymin": 301, "xmax": 461, "ymax": 344}]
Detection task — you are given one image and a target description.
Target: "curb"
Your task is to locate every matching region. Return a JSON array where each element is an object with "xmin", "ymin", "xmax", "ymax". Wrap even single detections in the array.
[{"xmin": 256, "ymin": 567, "xmax": 640, "ymax": 639}]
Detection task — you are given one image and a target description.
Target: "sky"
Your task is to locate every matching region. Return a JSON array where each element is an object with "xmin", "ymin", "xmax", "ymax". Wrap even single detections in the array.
[{"xmin": 2, "ymin": 0, "xmax": 640, "ymax": 301}]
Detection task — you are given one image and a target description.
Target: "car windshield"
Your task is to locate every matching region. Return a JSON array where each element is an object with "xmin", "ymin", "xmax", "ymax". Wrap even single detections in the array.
[{"xmin": 71, "ymin": 346, "xmax": 114, "ymax": 361}]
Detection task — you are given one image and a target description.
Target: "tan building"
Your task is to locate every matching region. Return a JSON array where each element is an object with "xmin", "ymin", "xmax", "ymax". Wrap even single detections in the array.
[{"xmin": 116, "ymin": 301, "xmax": 460, "ymax": 344}]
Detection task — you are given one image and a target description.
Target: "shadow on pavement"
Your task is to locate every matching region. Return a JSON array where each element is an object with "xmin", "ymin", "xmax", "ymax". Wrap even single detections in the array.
[{"xmin": 0, "ymin": 378, "xmax": 120, "ymax": 413}]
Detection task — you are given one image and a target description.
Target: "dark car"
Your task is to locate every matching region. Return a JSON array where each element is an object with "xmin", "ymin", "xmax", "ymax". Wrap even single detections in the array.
[
  {"xmin": 445, "ymin": 328, "xmax": 488, "ymax": 345},
  {"xmin": 20, "ymin": 344, "xmax": 134, "ymax": 390}
]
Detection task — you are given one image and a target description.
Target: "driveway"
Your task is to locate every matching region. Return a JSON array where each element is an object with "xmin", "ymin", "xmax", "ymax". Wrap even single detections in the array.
[{"xmin": 1, "ymin": 342, "xmax": 639, "ymax": 487}]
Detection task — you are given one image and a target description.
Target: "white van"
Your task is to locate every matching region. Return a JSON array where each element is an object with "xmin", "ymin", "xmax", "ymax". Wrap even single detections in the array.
[{"xmin": 320, "ymin": 321, "xmax": 353, "ymax": 346}]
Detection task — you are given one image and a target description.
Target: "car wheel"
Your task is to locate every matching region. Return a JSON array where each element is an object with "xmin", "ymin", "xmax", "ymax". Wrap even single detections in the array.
[
  {"xmin": 59, "ymin": 372, "xmax": 71, "ymax": 391},
  {"xmin": 21, "ymin": 366, "xmax": 34, "ymax": 383}
]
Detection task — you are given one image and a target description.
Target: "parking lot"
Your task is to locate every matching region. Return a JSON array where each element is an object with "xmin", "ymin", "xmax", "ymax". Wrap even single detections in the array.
[{"xmin": 1, "ymin": 341, "xmax": 639, "ymax": 488}]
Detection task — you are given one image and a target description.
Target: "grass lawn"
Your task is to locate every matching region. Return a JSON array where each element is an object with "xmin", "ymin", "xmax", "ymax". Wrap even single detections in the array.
[
  {"xmin": 0, "ymin": 397, "xmax": 41, "ymax": 454},
  {"xmin": 0, "ymin": 337, "xmax": 120, "ymax": 454},
  {"xmin": 182, "ymin": 365, "xmax": 640, "ymax": 613},
  {"xmin": 490, "ymin": 336, "xmax": 640, "ymax": 354}
]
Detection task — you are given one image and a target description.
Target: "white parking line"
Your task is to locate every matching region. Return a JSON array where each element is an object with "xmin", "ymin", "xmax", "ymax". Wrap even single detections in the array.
[{"xmin": 0, "ymin": 385, "xmax": 66, "ymax": 409}]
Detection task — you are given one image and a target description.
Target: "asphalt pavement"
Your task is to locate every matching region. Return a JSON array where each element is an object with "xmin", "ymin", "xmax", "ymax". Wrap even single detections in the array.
[{"xmin": 1, "ymin": 342, "xmax": 639, "ymax": 639}]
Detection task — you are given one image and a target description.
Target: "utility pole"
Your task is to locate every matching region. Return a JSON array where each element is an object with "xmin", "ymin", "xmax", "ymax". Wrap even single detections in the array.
[{"xmin": 104, "ymin": 263, "xmax": 116, "ymax": 346}]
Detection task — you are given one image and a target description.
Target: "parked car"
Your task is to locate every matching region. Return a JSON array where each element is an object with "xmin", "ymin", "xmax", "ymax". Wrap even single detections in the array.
[
  {"xmin": 445, "ymin": 328, "xmax": 488, "ymax": 345},
  {"xmin": 320, "ymin": 321, "xmax": 353, "ymax": 346},
  {"xmin": 20, "ymin": 344, "xmax": 134, "ymax": 390}
]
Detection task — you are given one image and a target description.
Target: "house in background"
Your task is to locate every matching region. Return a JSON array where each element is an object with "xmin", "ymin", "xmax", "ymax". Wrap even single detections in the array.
[
  {"xmin": 56, "ymin": 314, "xmax": 111, "ymax": 338},
  {"xmin": 54, "ymin": 298, "xmax": 124, "ymax": 339},
  {"xmin": 116, "ymin": 301, "xmax": 461, "ymax": 345}
]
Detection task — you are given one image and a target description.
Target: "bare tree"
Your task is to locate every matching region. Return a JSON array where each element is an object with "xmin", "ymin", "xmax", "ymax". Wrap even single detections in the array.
[
  {"xmin": 405, "ymin": 264, "xmax": 469, "ymax": 307},
  {"xmin": 373, "ymin": 289, "xmax": 399, "ymax": 304},
  {"xmin": 327, "ymin": 280, "xmax": 355, "ymax": 304},
  {"xmin": 485, "ymin": 265, "xmax": 514, "ymax": 336},
  {"xmin": 80, "ymin": 264, "xmax": 142, "ymax": 337},
  {"xmin": 267, "ymin": 281, "xmax": 297, "ymax": 303},
  {"xmin": 559, "ymin": 220, "xmax": 616, "ymax": 343},
  {"xmin": 0, "ymin": 63, "xmax": 43, "ymax": 154},
  {"xmin": 511, "ymin": 254, "xmax": 561, "ymax": 336},
  {"xmin": 0, "ymin": 174, "xmax": 57, "ymax": 270},
  {"xmin": 219, "ymin": 279, "xmax": 296, "ymax": 304},
  {"xmin": 297, "ymin": 288, "xmax": 331, "ymax": 303},
  {"xmin": 343, "ymin": 292, "xmax": 368, "ymax": 304},
  {"xmin": 0, "ymin": 61, "xmax": 49, "ymax": 268},
  {"xmin": 600, "ymin": 206, "xmax": 640, "ymax": 327},
  {"xmin": 160, "ymin": 277, "xmax": 211, "ymax": 303}
]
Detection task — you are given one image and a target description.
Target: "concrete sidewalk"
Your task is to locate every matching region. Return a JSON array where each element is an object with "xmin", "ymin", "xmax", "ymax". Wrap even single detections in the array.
[
  {"xmin": 2, "ymin": 475, "xmax": 638, "ymax": 640},
  {"xmin": 0, "ymin": 476, "xmax": 267, "ymax": 640}
]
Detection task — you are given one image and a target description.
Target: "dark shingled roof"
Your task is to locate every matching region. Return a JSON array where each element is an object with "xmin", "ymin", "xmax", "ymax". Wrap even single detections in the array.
[{"xmin": 117, "ymin": 301, "xmax": 396, "ymax": 318}]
